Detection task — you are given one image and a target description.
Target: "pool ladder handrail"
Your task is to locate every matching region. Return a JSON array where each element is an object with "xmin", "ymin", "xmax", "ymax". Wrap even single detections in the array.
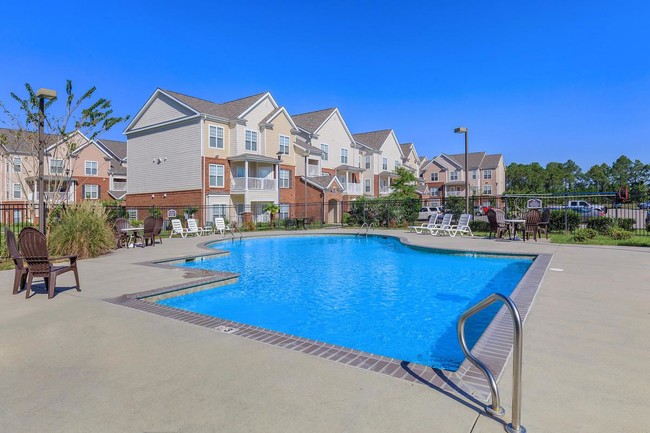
[
  {"xmin": 457, "ymin": 293, "xmax": 526, "ymax": 433},
  {"xmin": 358, "ymin": 222, "xmax": 375, "ymax": 237}
]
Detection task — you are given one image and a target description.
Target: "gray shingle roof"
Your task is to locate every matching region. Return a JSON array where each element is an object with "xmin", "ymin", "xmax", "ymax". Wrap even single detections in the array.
[
  {"xmin": 163, "ymin": 89, "xmax": 267, "ymax": 119},
  {"xmin": 0, "ymin": 127, "xmax": 58, "ymax": 154},
  {"xmin": 447, "ymin": 152, "xmax": 486, "ymax": 170},
  {"xmin": 400, "ymin": 143, "xmax": 413, "ymax": 157},
  {"xmin": 306, "ymin": 174, "xmax": 338, "ymax": 190},
  {"xmin": 482, "ymin": 154, "xmax": 503, "ymax": 169},
  {"xmin": 292, "ymin": 108, "xmax": 336, "ymax": 133},
  {"xmin": 98, "ymin": 138, "xmax": 127, "ymax": 161},
  {"xmin": 352, "ymin": 129, "xmax": 392, "ymax": 151}
]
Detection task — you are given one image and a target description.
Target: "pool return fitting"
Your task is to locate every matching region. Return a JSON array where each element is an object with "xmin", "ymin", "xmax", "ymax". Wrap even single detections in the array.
[{"xmin": 457, "ymin": 293, "xmax": 526, "ymax": 433}]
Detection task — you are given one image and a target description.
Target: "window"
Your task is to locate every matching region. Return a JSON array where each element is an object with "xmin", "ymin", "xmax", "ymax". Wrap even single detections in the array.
[
  {"xmin": 395, "ymin": 160, "xmax": 400, "ymax": 169},
  {"xmin": 279, "ymin": 204, "xmax": 289, "ymax": 220},
  {"xmin": 279, "ymin": 169, "xmax": 291, "ymax": 188},
  {"xmin": 382, "ymin": 158, "xmax": 387, "ymax": 170},
  {"xmin": 245, "ymin": 130, "xmax": 258, "ymax": 151},
  {"xmin": 84, "ymin": 184, "xmax": 99, "ymax": 199},
  {"xmin": 431, "ymin": 187, "xmax": 439, "ymax": 195},
  {"xmin": 127, "ymin": 209, "xmax": 138, "ymax": 221},
  {"xmin": 472, "ymin": 170, "xmax": 477, "ymax": 180},
  {"xmin": 212, "ymin": 204, "xmax": 226, "ymax": 219},
  {"xmin": 340, "ymin": 148, "xmax": 348, "ymax": 164},
  {"xmin": 85, "ymin": 161, "xmax": 98, "ymax": 175},
  {"xmin": 430, "ymin": 172, "xmax": 438, "ymax": 181},
  {"xmin": 209, "ymin": 125, "xmax": 224, "ymax": 149},
  {"xmin": 279, "ymin": 135, "xmax": 290, "ymax": 154},
  {"xmin": 13, "ymin": 157, "xmax": 21, "ymax": 173},
  {"xmin": 472, "ymin": 185, "xmax": 479, "ymax": 194},
  {"xmin": 50, "ymin": 159, "xmax": 64, "ymax": 174},
  {"xmin": 209, "ymin": 164, "xmax": 225, "ymax": 187},
  {"xmin": 365, "ymin": 156, "xmax": 371, "ymax": 169},
  {"xmin": 365, "ymin": 179, "xmax": 371, "ymax": 193},
  {"xmin": 450, "ymin": 170, "xmax": 459, "ymax": 181},
  {"xmin": 13, "ymin": 183, "xmax": 21, "ymax": 199},
  {"xmin": 320, "ymin": 144, "xmax": 328, "ymax": 161},
  {"xmin": 483, "ymin": 169, "xmax": 492, "ymax": 179},
  {"xmin": 13, "ymin": 210, "xmax": 21, "ymax": 223},
  {"xmin": 483, "ymin": 185, "xmax": 492, "ymax": 195}
]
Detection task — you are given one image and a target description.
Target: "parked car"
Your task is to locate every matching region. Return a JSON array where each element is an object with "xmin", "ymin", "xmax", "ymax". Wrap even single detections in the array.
[
  {"xmin": 417, "ymin": 206, "xmax": 444, "ymax": 221},
  {"xmin": 638, "ymin": 202, "xmax": 650, "ymax": 209},
  {"xmin": 573, "ymin": 207, "xmax": 605, "ymax": 222}
]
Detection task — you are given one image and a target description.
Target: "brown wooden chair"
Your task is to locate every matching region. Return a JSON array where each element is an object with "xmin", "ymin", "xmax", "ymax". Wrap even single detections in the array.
[
  {"xmin": 537, "ymin": 208, "xmax": 550, "ymax": 239},
  {"xmin": 143, "ymin": 216, "xmax": 157, "ymax": 247},
  {"xmin": 114, "ymin": 218, "xmax": 131, "ymax": 248},
  {"xmin": 523, "ymin": 209, "xmax": 541, "ymax": 242},
  {"xmin": 5, "ymin": 228, "xmax": 27, "ymax": 294},
  {"xmin": 487, "ymin": 209, "xmax": 509, "ymax": 239},
  {"xmin": 154, "ymin": 217, "xmax": 164, "ymax": 244},
  {"xmin": 18, "ymin": 227, "xmax": 80, "ymax": 299}
]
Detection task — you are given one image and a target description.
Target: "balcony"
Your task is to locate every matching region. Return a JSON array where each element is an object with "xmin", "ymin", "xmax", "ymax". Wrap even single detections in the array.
[
  {"xmin": 446, "ymin": 190, "xmax": 465, "ymax": 197},
  {"xmin": 111, "ymin": 181, "xmax": 127, "ymax": 191},
  {"xmin": 379, "ymin": 186, "xmax": 394, "ymax": 195},
  {"xmin": 343, "ymin": 182, "xmax": 362, "ymax": 195},
  {"xmin": 231, "ymin": 177, "xmax": 277, "ymax": 191},
  {"xmin": 307, "ymin": 166, "xmax": 320, "ymax": 177},
  {"xmin": 29, "ymin": 192, "xmax": 75, "ymax": 202}
]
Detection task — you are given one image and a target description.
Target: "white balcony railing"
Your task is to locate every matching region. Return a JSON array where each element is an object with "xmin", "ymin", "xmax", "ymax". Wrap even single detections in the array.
[
  {"xmin": 231, "ymin": 177, "xmax": 277, "ymax": 191},
  {"xmin": 343, "ymin": 182, "xmax": 362, "ymax": 195},
  {"xmin": 29, "ymin": 192, "xmax": 75, "ymax": 202},
  {"xmin": 446, "ymin": 190, "xmax": 464, "ymax": 197},
  {"xmin": 379, "ymin": 186, "xmax": 394, "ymax": 195},
  {"xmin": 111, "ymin": 182, "xmax": 127, "ymax": 191},
  {"xmin": 307, "ymin": 166, "xmax": 320, "ymax": 177}
]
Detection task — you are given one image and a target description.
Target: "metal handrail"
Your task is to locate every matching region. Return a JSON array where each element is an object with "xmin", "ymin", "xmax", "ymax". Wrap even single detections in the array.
[
  {"xmin": 358, "ymin": 222, "xmax": 375, "ymax": 237},
  {"xmin": 457, "ymin": 293, "xmax": 526, "ymax": 433}
]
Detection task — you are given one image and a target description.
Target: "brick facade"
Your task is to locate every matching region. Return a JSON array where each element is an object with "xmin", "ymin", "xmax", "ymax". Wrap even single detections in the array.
[
  {"xmin": 203, "ymin": 157, "xmax": 231, "ymax": 194},
  {"xmin": 75, "ymin": 176, "xmax": 111, "ymax": 202}
]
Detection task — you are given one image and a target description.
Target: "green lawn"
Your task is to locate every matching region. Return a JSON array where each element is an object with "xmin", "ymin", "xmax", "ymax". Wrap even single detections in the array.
[{"xmin": 550, "ymin": 233, "xmax": 650, "ymax": 247}]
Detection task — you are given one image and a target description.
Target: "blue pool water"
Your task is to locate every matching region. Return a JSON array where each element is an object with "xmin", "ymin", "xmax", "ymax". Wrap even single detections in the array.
[{"xmin": 159, "ymin": 236, "xmax": 533, "ymax": 370}]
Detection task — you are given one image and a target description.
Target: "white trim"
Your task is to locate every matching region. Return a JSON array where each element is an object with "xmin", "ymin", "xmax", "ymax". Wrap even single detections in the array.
[
  {"xmin": 209, "ymin": 125, "xmax": 225, "ymax": 149},
  {"xmin": 124, "ymin": 114, "xmax": 201, "ymax": 136},
  {"xmin": 264, "ymin": 106, "xmax": 299, "ymax": 131},
  {"xmin": 279, "ymin": 134, "xmax": 290, "ymax": 155},
  {"xmin": 123, "ymin": 88, "xmax": 199, "ymax": 133},
  {"xmin": 238, "ymin": 92, "xmax": 277, "ymax": 119},
  {"xmin": 85, "ymin": 160, "xmax": 98, "ymax": 176}
]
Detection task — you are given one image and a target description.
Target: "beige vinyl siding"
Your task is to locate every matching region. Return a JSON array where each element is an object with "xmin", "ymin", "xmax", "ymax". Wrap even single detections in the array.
[
  {"xmin": 131, "ymin": 94, "xmax": 196, "ymax": 130},
  {"xmin": 127, "ymin": 120, "xmax": 202, "ymax": 194},
  {"xmin": 233, "ymin": 96, "xmax": 275, "ymax": 156},
  {"xmin": 203, "ymin": 121, "xmax": 230, "ymax": 158},
  {"xmin": 265, "ymin": 111, "xmax": 297, "ymax": 167},
  {"xmin": 316, "ymin": 111, "xmax": 357, "ymax": 170}
]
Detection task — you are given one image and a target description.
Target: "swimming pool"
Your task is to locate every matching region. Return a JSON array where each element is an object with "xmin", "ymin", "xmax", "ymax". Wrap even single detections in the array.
[{"xmin": 158, "ymin": 235, "xmax": 533, "ymax": 370}]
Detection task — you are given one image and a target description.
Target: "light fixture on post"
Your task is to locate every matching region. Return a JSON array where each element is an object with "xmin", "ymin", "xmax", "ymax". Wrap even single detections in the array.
[
  {"xmin": 276, "ymin": 151, "xmax": 283, "ymax": 210},
  {"xmin": 35, "ymin": 88, "xmax": 57, "ymax": 233},
  {"xmin": 304, "ymin": 149, "xmax": 311, "ymax": 219},
  {"xmin": 454, "ymin": 127, "xmax": 469, "ymax": 214}
]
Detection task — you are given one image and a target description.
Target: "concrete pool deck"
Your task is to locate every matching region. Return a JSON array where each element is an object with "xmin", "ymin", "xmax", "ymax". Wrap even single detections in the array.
[{"xmin": 1, "ymin": 229, "xmax": 648, "ymax": 433}]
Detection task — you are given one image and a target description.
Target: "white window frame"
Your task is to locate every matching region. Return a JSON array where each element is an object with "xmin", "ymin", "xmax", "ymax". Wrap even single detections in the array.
[
  {"xmin": 209, "ymin": 164, "xmax": 225, "ymax": 187},
  {"xmin": 279, "ymin": 169, "xmax": 290, "ymax": 188},
  {"xmin": 450, "ymin": 170, "xmax": 459, "ymax": 181},
  {"xmin": 483, "ymin": 184, "xmax": 492, "ymax": 195},
  {"xmin": 483, "ymin": 169, "xmax": 492, "ymax": 179},
  {"xmin": 13, "ymin": 157, "xmax": 21, "ymax": 173},
  {"xmin": 382, "ymin": 158, "xmax": 387, "ymax": 170},
  {"xmin": 127, "ymin": 209, "xmax": 138, "ymax": 221},
  {"xmin": 365, "ymin": 179, "xmax": 371, "ymax": 192},
  {"xmin": 13, "ymin": 183, "xmax": 21, "ymax": 199},
  {"xmin": 472, "ymin": 170, "xmax": 477, "ymax": 180},
  {"xmin": 431, "ymin": 172, "xmax": 438, "ymax": 181},
  {"xmin": 13, "ymin": 210, "xmax": 22, "ymax": 223},
  {"xmin": 279, "ymin": 135, "xmax": 290, "ymax": 155},
  {"xmin": 279, "ymin": 203, "xmax": 289, "ymax": 220},
  {"xmin": 50, "ymin": 159, "xmax": 64, "ymax": 175},
  {"xmin": 245, "ymin": 130, "xmax": 258, "ymax": 151},
  {"xmin": 365, "ymin": 156, "xmax": 371, "ymax": 169},
  {"xmin": 340, "ymin": 148, "xmax": 348, "ymax": 164},
  {"xmin": 209, "ymin": 125, "xmax": 224, "ymax": 149},
  {"xmin": 85, "ymin": 184, "xmax": 99, "ymax": 200},
  {"xmin": 85, "ymin": 160, "xmax": 98, "ymax": 175},
  {"xmin": 394, "ymin": 160, "xmax": 400, "ymax": 169},
  {"xmin": 320, "ymin": 144, "xmax": 329, "ymax": 161}
]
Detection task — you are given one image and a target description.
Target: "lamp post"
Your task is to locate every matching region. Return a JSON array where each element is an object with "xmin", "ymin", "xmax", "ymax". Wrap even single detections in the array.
[
  {"xmin": 454, "ymin": 127, "xmax": 469, "ymax": 214},
  {"xmin": 304, "ymin": 149, "xmax": 311, "ymax": 219},
  {"xmin": 36, "ymin": 88, "xmax": 57, "ymax": 233},
  {"xmin": 276, "ymin": 151, "xmax": 283, "ymax": 220}
]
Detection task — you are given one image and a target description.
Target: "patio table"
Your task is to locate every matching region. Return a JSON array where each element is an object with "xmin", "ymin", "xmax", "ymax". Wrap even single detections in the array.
[
  {"xmin": 120, "ymin": 227, "xmax": 145, "ymax": 248},
  {"xmin": 504, "ymin": 219, "xmax": 526, "ymax": 241}
]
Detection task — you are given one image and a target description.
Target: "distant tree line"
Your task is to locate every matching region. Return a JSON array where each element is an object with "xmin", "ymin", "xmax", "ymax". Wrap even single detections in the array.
[{"xmin": 506, "ymin": 155, "xmax": 650, "ymax": 200}]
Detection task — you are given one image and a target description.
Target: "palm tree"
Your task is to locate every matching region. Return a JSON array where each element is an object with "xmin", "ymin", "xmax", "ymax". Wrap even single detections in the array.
[{"xmin": 263, "ymin": 203, "xmax": 280, "ymax": 229}]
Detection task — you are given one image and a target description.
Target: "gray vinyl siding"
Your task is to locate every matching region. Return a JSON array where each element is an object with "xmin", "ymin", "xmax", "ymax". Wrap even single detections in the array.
[
  {"xmin": 127, "ymin": 120, "xmax": 202, "ymax": 194},
  {"xmin": 131, "ymin": 94, "xmax": 196, "ymax": 130}
]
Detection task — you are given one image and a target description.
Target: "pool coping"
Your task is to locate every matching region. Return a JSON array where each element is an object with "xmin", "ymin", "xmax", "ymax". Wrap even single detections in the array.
[{"xmin": 106, "ymin": 232, "xmax": 551, "ymax": 408}]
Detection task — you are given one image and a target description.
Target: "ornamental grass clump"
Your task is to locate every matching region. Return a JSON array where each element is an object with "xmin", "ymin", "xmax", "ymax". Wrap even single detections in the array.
[{"xmin": 48, "ymin": 201, "xmax": 115, "ymax": 259}]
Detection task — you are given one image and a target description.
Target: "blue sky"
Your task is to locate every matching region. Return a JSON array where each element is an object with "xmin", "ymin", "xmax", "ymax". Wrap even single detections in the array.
[{"xmin": 2, "ymin": 0, "xmax": 649, "ymax": 169}]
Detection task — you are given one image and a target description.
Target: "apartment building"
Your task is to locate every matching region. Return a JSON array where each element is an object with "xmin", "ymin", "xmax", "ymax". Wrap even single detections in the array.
[
  {"xmin": 124, "ymin": 89, "xmax": 302, "ymax": 224},
  {"xmin": 420, "ymin": 152, "xmax": 505, "ymax": 206},
  {"xmin": 352, "ymin": 129, "xmax": 404, "ymax": 197}
]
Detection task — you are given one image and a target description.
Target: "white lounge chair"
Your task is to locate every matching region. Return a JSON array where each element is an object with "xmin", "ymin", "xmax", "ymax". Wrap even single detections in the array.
[
  {"xmin": 186, "ymin": 218, "xmax": 203, "ymax": 236},
  {"xmin": 439, "ymin": 213, "xmax": 474, "ymax": 237},
  {"xmin": 169, "ymin": 219, "xmax": 187, "ymax": 238},
  {"xmin": 408, "ymin": 214, "xmax": 437, "ymax": 233},
  {"xmin": 214, "ymin": 217, "xmax": 232, "ymax": 235},
  {"xmin": 422, "ymin": 213, "xmax": 453, "ymax": 235}
]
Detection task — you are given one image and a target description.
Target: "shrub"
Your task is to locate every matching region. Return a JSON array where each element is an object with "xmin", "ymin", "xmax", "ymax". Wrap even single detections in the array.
[
  {"xmin": 586, "ymin": 217, "xmax": 614, "ymax": 234},
  {"xmin": 570, "ymin": 228, "xmax": 598, "ymax": 242},
  {"xmin": 242, "ymin": 220, "xmax": 256, "ymax": 231},
  {"xmin": 549, "ymin": 210, "xmax": 581, "ymax": 232},
  {"xmin": 342, "ymin": 212, "xmax": 351, "ymax": 226},
  {"xmin": 469, "ymin": 220, "xmax": 490, "ymax": 232},
  {"xmin": 48, "ymin": 201, "xmax": 115, "ymax": 259},
  {"xmin": 130, "ymin": 220, "xmax": 143, "ymax": 228},
  {"xmin": 608, "ymin": 228, "xmax": 632, "ymax": 240},
  {"xmin": 615, "ymin": 218, "xmax": 635, "ymax": 231}
]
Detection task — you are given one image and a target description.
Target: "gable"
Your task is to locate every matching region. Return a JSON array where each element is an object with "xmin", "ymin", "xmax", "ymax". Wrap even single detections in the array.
[
  {"xmin": 127, "ymin": 92, "xmax": 197, "ymax": 132},
  {"xmin": 240, "ymin": 94, "xmax": 277, "ymax": 126},
  {"xmin": 319, "ymin": 110, "xmax": 355, "ymax": 144}
]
